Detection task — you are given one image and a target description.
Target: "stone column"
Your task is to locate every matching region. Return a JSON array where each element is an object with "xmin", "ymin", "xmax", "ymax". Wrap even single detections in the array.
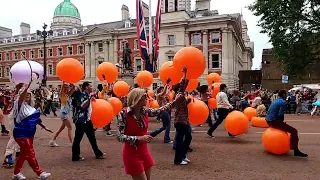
[
  {"xmin": 184, "ymin": 31, "xmax": 190, "ymax": 46},
  {"xmin": 221, "ymin": 28, "xmax": 230, "ymax": 87},
  {"xmin": 103, "ymin": 40, "xmax": 109, "ymax": 62},
  {"xmin": 113, "ymin": 38, "xmax": 118, "ymax": 64},
  {"xmin": 85, "ymin": 42, "xmax": 91, "ymax": 78},
  {"xmin": 90, "ymin": 42, "xmax": 96, "ymax": 78},
  {"xmin": 202, "ymin": 30, "xmax": 209, "ymax": 75}
]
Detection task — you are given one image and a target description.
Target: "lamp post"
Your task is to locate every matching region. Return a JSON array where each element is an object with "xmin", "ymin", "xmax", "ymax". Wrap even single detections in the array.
[{"xmin": 37, "ymin": 23, "xmax": 53, "ymax": 87}]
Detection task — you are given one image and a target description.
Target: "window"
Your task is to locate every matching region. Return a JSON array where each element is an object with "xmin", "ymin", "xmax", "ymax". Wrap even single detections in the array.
[
  {"xmin": 21, "ymin": 51, "xmax": 26, "ymax": 59},
  {"xmin": 136, "ymin": 58, "xmax": 142, "ymax": 72},
  {"xmin": 5, "ymin": 67, "xmax": 10, "ymax": 77},
  {"xmin": 39, "ymin": 49, "xmax": 43, "ymax": 58},
  {"xmin": 167, "ymin": 35, "xmax": 175, "ymax": 45},
  {"xmin": 125, "ymin": 21, "xmax": 131, "ymax": 28},
  {"xmin": 6, "ymin": 52, "xmax": 10, "ymax": 60},
  {"xmin": 134, "ymin": 40, "xmax": 139, "ymax": 50},
  {"xmin": 68, "ymin": 46, "xmax": 73, "ymax": 55},
  {"xmin": 48, "ymin": 49, "xmax": 53, "ymax": 57},
  {"xmin": 211, "ymin": 31, "xmax": 221, "ymax": 43},
  {"xmin": 98, "ymin": 43, "xmax": 103, "ymax": 52},
  {"xmin": 48, "ymin": 64, "xmax": 53, "ymax": 76},
  {"xmin": 0, "ymin": 53, "xmax": 2, "ymax": 61},
  {"xmin": 57, "ymin": 48, "xmax": 63, "ymax": 56},
  {"xmin": 211, "ymin": 54, "xmax": 220, "ymax": 68},
  {"xmin": 120, "ymin": 40, "xmax": 128, "ymax": 51},
  {"xmin": 0, "ymin": 67, "xmax": 2, "ymax": 77},
  {"xmin": 191, "ymin": 33, "xmax": 201, "ymax": 45},
  {"xmin": 14, "ymin": 52, "xmax": 18, "ymax": 60},
  {"xmin": 168, "ymin": 56, "xmax": 174, "ymax": 61},
  {"xmin": 153, "ymin": 83, "xmax": 158, "ymax": 90},
  {"xmin": 78, "ymin": 46, "xmax": 84, "ymax": 54},
  {"xmin": 30, "ymin": 50, "xmax": 34, "ymax": 59}
]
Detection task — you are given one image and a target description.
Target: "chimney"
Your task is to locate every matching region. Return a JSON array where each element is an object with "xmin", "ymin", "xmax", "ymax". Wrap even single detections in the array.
[
  {"xmin": 20, "ymin": 22, "xmax": 31, "ymax": 35},
  {"xmin": 142, "ymin": 2, "xmax": 150, "ymax": 17},
  {"xmin": 195, "ymin": 0, "xmax": 211, "ymax": 11},
  {"xmin": 121, "ymin": 5, "xmax": 130, "ymax": 21}
]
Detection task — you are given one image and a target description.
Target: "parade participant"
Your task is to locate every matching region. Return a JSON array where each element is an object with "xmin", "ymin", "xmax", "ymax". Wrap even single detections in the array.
[
  {"xmin": 199, "ymin": 85, "xmax": 213, "ymax": 127},
  {"xmin": 116, "ymin": 86, "xmax": 179, "ymax": 180},
  {"xmin": 266, "ymin": 90, "xmax": 308, "ymax": 157},
  {"xmin": 256, "ymin": 96, "xmax": 268, "ymax": 117},
  {"xmin": 49, "ymin": 83, "xmax": 75, "ymax": 147},
  {"xmin": 98, "ymin": 83, "xmax": 114, "ymax": 136},
  {"xmin": 72, "ymin": 82, "xmax": 104, "ymax": 161},
  {"xmin": 11, "ymin": 82, "xmax": 52, "ymax": 180}
]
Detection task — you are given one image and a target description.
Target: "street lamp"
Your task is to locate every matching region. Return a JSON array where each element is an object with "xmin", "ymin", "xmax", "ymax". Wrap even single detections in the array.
[{"xmin": 37, "ymin": 23, "xmax": 53, "ymax": 86}]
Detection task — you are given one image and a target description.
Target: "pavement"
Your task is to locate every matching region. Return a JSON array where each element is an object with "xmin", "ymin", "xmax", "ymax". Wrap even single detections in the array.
[{"xmin": 0, "ymin": 114, "xmax": 319, "ymax": 180}]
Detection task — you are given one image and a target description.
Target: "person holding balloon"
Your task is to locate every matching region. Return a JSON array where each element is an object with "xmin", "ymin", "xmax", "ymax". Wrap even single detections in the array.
[
  {"xmin": 72, "ymin": 82, "xmax": 105, "ymax": 161},
  {"xmin": 199, "ymin": 85, "xmax": 213, "ymax": 127},
  {"xmin": 207, "ymin": 84, "xmax": 234, "ymax": 138},
  {"xmin": 116, "ymin": 86, "xmax": 180, "ymax": 180},
  {"xmin": 10, "ymin": 82, "xmax": 52, "ymax": 180},
  {"xmin": 49, "ymin": 83, "xmax": 75, "ymax": 147},
  {"xmin": 265, "ymin": 90, "xmax": 308, "ymax": 157},
  {"xmin": 98, "ymin": 83, "xmax": 115, "ymax": 137}
]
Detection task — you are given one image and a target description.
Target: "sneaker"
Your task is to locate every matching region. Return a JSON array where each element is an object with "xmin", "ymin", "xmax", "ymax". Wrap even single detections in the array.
[
  {"xmin": 49, "ymin": 140, "xmax": 59, "ymax": 147},
  {"xmin": 72, "ymin": 157, "xmax": 85, "ymax": 161},
  {"xmin": 164, "ymin": 141, "xmax": 173, "ymax": 144},
  {"xmin": 39, "ymin": 172, "xmax": 51, "ymax": 180},
  {"xmin": 207, "ymin": 132, "xmax": 215, "ymax": 138},
  {"xmin": 176, "ymin": 161, "xmax": 188, "ymax": 165},
  {"xmin": 184, "ymin": 157, "xmax": 191, "ymax": 163},
  {"xmin": 13, "ymin": 173, "xmax": 26, "ymax": 180},
  {"xmin": 106, "ymin": 131, "xmax": 114, "ymax": 137}
]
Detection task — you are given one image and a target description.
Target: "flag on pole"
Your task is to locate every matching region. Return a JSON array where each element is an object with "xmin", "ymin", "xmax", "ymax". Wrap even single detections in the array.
[
  {"xmin": 152, "ymin": 0, "xmax": 162, "ymax": 72},
  {"xmin": 136, "ymin": 0, "xmax": 150, "ymax": 68}
]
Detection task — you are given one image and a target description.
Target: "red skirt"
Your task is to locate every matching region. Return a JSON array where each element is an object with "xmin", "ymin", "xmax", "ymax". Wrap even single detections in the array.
[{"xmin": 122, "ymin": 143, "xmax": 154, "ymax": 175}]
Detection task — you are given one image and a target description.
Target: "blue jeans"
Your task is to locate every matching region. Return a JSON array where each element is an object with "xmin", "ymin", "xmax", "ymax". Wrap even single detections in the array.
[
  {"xmin": 150, "ymin": 112, "xmax": 171, "ymax": 143},
  {"xmin": 173, "ymin": 123, "xmax": 192, "ymax": 164},
  {"xmin": 173, "ymin": 124, "xmax": 192, "ymax": 149}
]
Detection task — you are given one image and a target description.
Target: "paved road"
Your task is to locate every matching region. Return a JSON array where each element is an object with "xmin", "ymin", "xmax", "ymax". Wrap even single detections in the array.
[{"xmin": 1, "ymin": 114, "xmax": 319, "ymax": 180}]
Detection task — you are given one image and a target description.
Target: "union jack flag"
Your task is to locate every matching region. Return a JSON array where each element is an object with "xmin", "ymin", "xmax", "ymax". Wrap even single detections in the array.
[
  {"xmin": 152, "ymin": 0, "xmax": 162, "ymax": 72},
  {"xmin": 136, "ymin": 0, "xmax": 150, "ymax": 70}
]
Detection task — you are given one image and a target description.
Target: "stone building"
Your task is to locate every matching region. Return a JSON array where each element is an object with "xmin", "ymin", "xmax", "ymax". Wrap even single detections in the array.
[{"xmin": 0, "ymin": 0, "xmax": 254, "ymax": 89}]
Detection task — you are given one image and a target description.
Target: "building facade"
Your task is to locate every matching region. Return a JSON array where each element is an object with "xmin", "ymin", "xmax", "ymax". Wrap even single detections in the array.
[{"xmin": 0, "ymin": 0, "xmax": 254, "ymax": 89}]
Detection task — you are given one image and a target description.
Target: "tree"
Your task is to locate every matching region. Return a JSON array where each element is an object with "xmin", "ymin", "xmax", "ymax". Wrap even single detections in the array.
[{"xmin": 249, "ymin": 0, "xmax": 320, "ymax": 76}]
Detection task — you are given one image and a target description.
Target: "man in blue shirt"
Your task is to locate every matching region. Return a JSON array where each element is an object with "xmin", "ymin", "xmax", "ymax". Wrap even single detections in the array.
[
  {"xmin": 266, "ymin": 90, "xmax": 308, "ymax": 157},
  {"xmin": 72, "ymin": 82, "xmax": 104, "ymax": 161}
]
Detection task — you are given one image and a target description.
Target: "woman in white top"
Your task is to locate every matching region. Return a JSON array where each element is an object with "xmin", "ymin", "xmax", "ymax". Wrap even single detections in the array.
[{"xmin": 207, "ymin": 84, "xmax": 234, "ymax": 138}]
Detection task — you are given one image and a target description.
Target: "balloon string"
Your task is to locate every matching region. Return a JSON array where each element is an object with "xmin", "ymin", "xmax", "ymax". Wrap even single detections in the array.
[{"xmin": 19, "ymin": 51, "xmax": 33, "ymax": 84}]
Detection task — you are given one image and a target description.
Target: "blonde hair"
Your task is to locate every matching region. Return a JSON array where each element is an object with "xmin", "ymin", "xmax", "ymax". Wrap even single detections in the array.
[{"xmin": 127, "ymin": 88, "xmax": 146, "ymax": 108}]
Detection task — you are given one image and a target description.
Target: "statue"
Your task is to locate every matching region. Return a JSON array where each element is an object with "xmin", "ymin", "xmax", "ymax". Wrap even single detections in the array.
[{"xmin": 123, "ymin": 43, "xmax": 132, "ymax": 70}]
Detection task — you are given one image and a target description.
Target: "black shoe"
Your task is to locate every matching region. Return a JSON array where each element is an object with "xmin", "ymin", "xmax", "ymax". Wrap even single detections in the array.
[
  {"xmin": 72, "ymin": 157, "xmax": 85, "ymax": 161},
  {"xmin": 294, "ymin": 149, "xmax": 308, "ymax": 157}
]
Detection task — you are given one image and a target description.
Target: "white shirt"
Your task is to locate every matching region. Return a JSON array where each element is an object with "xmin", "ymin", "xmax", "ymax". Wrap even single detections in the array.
[{"xmin": 216, "ymin": 91, "xmax": 233, "ymax": 109}]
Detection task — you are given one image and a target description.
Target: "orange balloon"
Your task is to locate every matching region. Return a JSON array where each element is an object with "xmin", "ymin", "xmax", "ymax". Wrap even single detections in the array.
[
  {"xmin": 159, "ymin": 61, "xmax": 183, "ymax": 85},
  {"xmin": 173, "ymin": 47, "xmax": 206, "ymax": 79},
  {"xmin": 262, "ymin": 128, "xmax": 290, "ymax": 155},
  {"xmin": 207, "ymin": 73, "xmax": 221, "ymax": 84},
  {"xmin": 208, "ymin": 98, "xmax": 217, "ymax": 109},
  {"xmin": 91, "ymin": 99, "xmax": 114, "ymax": 128},
  {"xmin": 244, "ymin": 107, "xmax": 257, "ymax": 121},
  {"xmin": 136, "ymin": 71, "xmax": 153, "ymax": 88},
  {"xmin": 188, "ymin": 99, "xmax": 209, "ymax": 125},
  {"xmin": 251, "ymin": 117, "xmax": 269, "ymax": 128},
  {"xmin": 56, "ymin": 58, "xmax": 84, "ymax": 83},
  {"xmin": 108, "ymin": 97, "xmax": 123, "ymax": 116},
  {"xmin": 186, "ymin": 79, "xmax": 198, "ymax": 92},
  {"xmin": 150, "ymin": 100, "xmax": 160, "ymax": 109},
  {"xmin": 212, "ymin": 83, "xmax": 221, "ymax": 98},
  {"xmin": 113, "ymin": 81, "xmax": 130, "ymax": 97},
  {"xmin": 96, "ymin": 62, "xmax": 118, "ymax": 83},
  {"xmin": 224, "ymin": 111, "xmax": 249, "ymax": 135},
  {"xmin": 147, "ymin": 90, "xmax": 154, "ymax": 98}
]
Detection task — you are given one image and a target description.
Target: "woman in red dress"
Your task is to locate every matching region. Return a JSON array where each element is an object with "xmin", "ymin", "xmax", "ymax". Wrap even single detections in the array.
[{"xmin": 116, "ymin": 88, "xmax": 180, "ymax": 180}]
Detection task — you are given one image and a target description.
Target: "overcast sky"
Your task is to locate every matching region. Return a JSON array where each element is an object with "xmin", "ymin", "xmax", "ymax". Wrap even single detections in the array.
[{"xmin": 0, "ymin": 0, "xmax": 272, "ymax": 69}]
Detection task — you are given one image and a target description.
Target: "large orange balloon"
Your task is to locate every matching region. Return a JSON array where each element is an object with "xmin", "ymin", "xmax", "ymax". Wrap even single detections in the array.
[
  {"xmin": 212, "ymin": 83, "xmax": 221, "ymax": 98},
  {"xmin": 207, "ymin": 73, "xmax": 221, "ymax": 84},
  {"xmin": 91, "ymin": 99, "xmax": 114, "ymax": 128},
  {"xmin": 150, "ymin": 100, "xmax": 160, "ymax": 109},
  {"xmin": 147, "ymin": 90, "xmax": 154, "ymax": 98},
  {"xmin": 108, "ymin": 97, "xmax": 123, "ymax": 116},
  {"xmin": 186, "ymin": 79, "xmax": 198, "ymax": 92},
  {"xmin": 173, "ymin": 47, "xmax": 206, "ymax": 79},
  {"xmin": 96, "ymin": 62, "xmax": 118, "ymax": 83},
  {"xmin": 208, "ymin": 98, "xmax": 217, "ymax": 109},
  {"xmin": 56, "ymin": 58, "xmax": 84, "ymax": 83},
  {"xmin": 136, "ymin": 71, "xmax": 153, "ymax": 88},
  {"xmin": 244, "ymin": 107, "xmax": 257, "ymax": 121},
  {"xmin": 251, "ymin": 117, "xmax": 269, "ymax": 128},
  {"xmin": 225, "ymin": 111, "xmax": 249, "ymax": 135},
  {"xmin": 188, "ymin": 99, "xmax": 209, "ymax": 125},
  {"xmin": 159, "ymin": 61, "xmax": 183, "ymax": 85},
  {"xmin": 113, "ymin": 81, "xmax": 130, "ymax": 97},
  {"xmin": 262, "ymin": 128, "xmax": 290, "ymax": 155}
]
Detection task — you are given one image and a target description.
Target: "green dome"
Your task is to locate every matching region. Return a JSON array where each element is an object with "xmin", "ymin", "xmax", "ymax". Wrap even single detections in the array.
[{"xmin": 54, "ymin": 0, "xmax": 80, "ymax": 19}]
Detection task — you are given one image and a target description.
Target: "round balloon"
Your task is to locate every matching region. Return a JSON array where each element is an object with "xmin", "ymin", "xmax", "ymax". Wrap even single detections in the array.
[
  {"xmin": 96, "ymin": 62, "xmax": 118, "ymax": 83},
  {"xmin": 188, "ymin": 99, "xmax": 209, "ymax": 125},
  {"xmin": 113, "ymin": 81, "xmax": 130, "ymax": 97},
  {"xmin": 91, "ymin": 99, "xmax": 114, "ymax": 128},
  {"xmin": 108, "ymin": 97, "xmax": 123, "ymax": 116},
  {"xmin": 159, "ymin": 61, "xmax": 183, "ymax": 85},
  {"xmin": 136, "ymin": 71, "xmax": 153, "ymax": 88},
  {"xmin": 186, "ymin": 79, "xmax": 198, "ymax": 92},
  {"xmin": 56, "ymin": 58, "xmax": 84, "ymax": 83}
]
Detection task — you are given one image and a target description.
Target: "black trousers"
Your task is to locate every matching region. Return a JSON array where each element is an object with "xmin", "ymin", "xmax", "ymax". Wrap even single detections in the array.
[
  {"xmin": 174, "ymin": 123, "xmax": 192, "ymax": 164},
  {"xmin": 207, "ymin": 108, "xmax": 232, "ymax": 136},
  {"xmin": 72, "ymin": 121, "xmax": 103, "ymax": 160}
]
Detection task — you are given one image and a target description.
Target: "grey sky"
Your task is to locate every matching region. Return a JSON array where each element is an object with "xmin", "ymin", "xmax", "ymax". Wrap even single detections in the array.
[{"xmin": 0, "ymin": 0, "xmax": 272, "ymax": 69}]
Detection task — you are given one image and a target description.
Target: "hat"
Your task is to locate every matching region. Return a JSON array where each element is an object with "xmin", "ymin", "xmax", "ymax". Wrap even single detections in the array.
[{"xmin": 127, "ymin": 88, "xmax": 147, "ymax": 108}]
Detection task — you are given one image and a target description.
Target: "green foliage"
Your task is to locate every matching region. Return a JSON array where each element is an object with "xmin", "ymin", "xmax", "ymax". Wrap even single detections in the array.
[{"xmin": 248, "ymin": 0, "xmax": 320, "ymax": 76}]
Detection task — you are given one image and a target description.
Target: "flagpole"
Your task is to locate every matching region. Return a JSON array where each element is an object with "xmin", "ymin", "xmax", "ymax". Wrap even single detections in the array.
[{"xmin": 148, "ymin": 0, "xmax": 153, "ymax": 57}]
